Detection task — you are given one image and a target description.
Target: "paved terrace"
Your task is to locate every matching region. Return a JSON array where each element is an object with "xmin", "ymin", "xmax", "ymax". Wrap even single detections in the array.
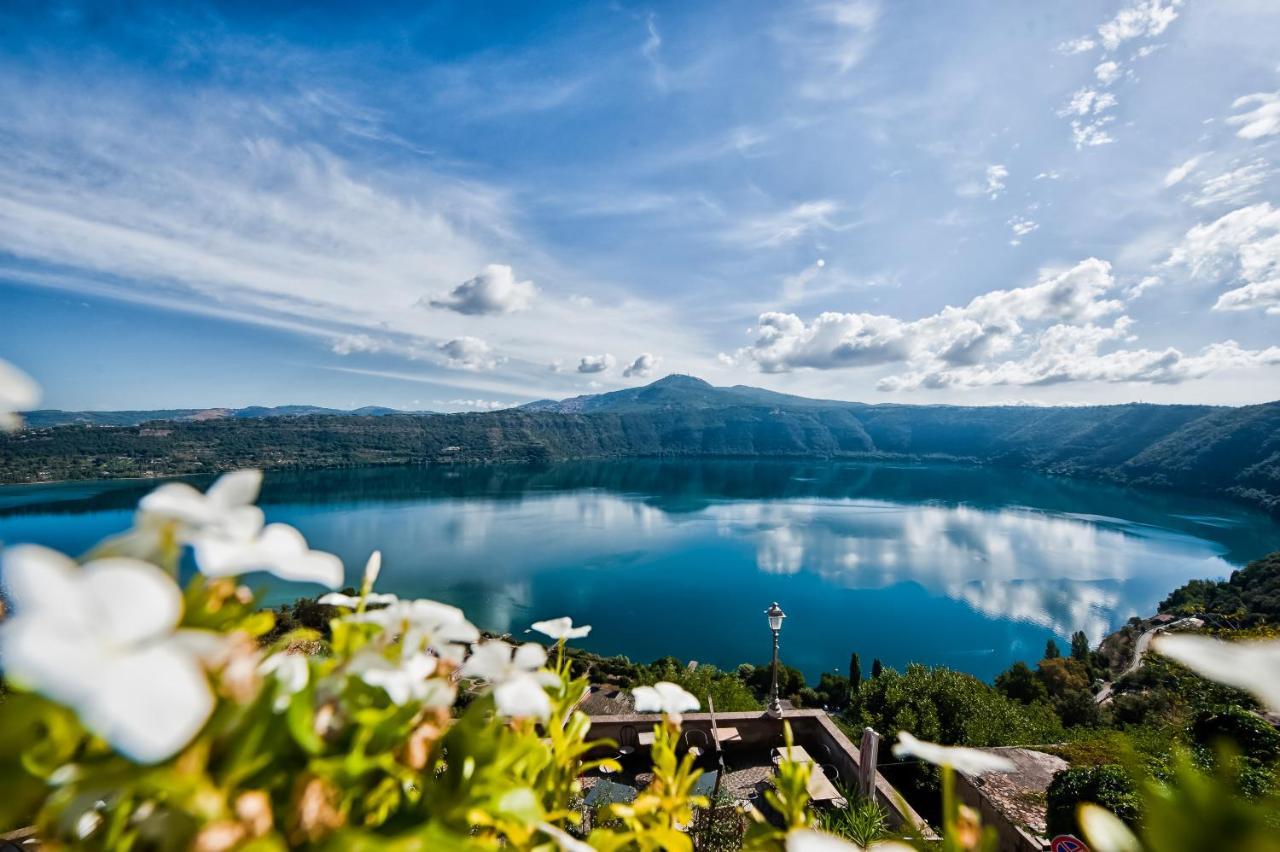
[{"xmin": 582, "ymin": 707, "xmax": 932, "ymax": 836}]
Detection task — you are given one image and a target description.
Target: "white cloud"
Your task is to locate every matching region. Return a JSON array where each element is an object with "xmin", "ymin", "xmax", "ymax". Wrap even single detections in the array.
[
  {"xmin": 577, "ymin": 354, "xmax": 616, "ymax": 374},
  {"xmin": 880, "ymin": 324, "xmax": 1280, "ymax": 390},
  {"xmin": 622, "ymin": 352, "xmax": 661, "ymax": 378},
  {"xmin": 1097, "ymin": 0, "xmax": 1183, "ymax": 51},
  {"xmin": 744, "ymin": 250, "xmax": 1280, "ymax": 389},
  {"xmin": 1227, "ymin": 92, "xmax": 1280, "ymax": 139},
  {"xmin": 730, "ymin": 200, "xmax": 842, "ymax": 247},
  {"xmin": 444, "ymin": 399, "xmax": 513, "ymax": 411},
  {"xmin": 1094, "ymin": 61, "xmax": 1122, "ymax": 86},
  {"xmin": 1060, "ymin": 88, "xmax": 1117, "ymax": 117},
  {"xmin": 1164, "ymin": 202, "xmax": 1280, "ymax": 315},
  {"xmin": 985, "ymin": 164, "xmax": 1008, "ymax": 200},
  {"xmin": 742, "ymin": 259, "xmax": 1123, "ymax": 375},
  {"xmin": 331, "ymin": 333, "xmax": 384, "ymax": 355},
  {"xmin": 1057, "ymin": 37, "xmax": 1096, "ymax": 55},
  {"xmin": 1070, "ymin": 118, "xmax": 1116, "ymax": 148},
  {"xmin": 1190, "ymin": 160, "xmax": 1274, "ymax": 208},
  {"xmin": 1060, "ymin": 88, "xmax": 1117, "ymax": 148},
  {"xmin": 1008, "ymin": 216, "xmax": 1039, "ymax": 245},
  {"xmin": 424, "ymin": 264, "xmax": 536, "ymax": 315},
  {"xmin": 781, "ymin": 258, "xmax": 827, "ymax": 302},
  {"xmin": 1162, "ymin": 155, "xmax": 1202, "ymax": 188},
  {"xmin": 439, "ymin": 336, "xmax": 500, "ymax": 370}
]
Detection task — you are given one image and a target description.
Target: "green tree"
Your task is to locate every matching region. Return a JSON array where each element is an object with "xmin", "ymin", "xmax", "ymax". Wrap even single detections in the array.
[
  {"xmin": 1046, "ymin": 765, "xmax": 1141, "ymax": 839},
  {"xmin": 848, "ymin": 652, "xmax": 862, "ymax": 692},
  {"xmin": 994, "ymin": 661, "xmax": 1047, "ymax": 705},
  {"xmin": 1070, "ymin": 630, "xmax": 1091, "ymax": 662},
  {"xmin": 870, "ymin": 658, "xmax": 883, "ymax": 679},
  {"xmin": 853, "ymin": 663, "xmax": 1063, "ymax": 793},
  {"xmin": 1045, "ymin": 638, "xmax": 1062, "ymax": 659}
]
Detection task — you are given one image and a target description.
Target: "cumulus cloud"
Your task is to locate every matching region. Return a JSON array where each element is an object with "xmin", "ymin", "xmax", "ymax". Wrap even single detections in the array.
[
  {"xmin": 577, "ymin": 353, "xmax": 616, "ymax": 373},
  {"xmin": 1164, "ymin": 202, "xmax": 1280, "ymax": 315},
  {"xmin": 985, "ymin": 164, "xmax": 1008, "ymax": 200},
  {"xmin": 331, "ymin": 333, "xmax": 384, "ymax": 355},
  {"xmin": 880, "ymin": 321, "xmax": 1280, "ymax": 390},
  {"xmin": 1094, "ymin": 60, "xmax": 1122, "ymax": 85},
  {"xmin": 623, "ymin": 352, "xmax": 660, "ymax": 378},
  {"xmin": 742, "ymin": 258, "xmax": 1122, "ymax": 374},
  {"xmin": 1228, "ymin": 92, "xmax": 1280, "ymax": 140},
  {"xmin": 1162, "ymin": 155, "xmax": 1202, "ymax": 188},
  {"xmin": 742, "ymin": 254, "xmax": 1280, "ymax": 389},
  {"xmin": 438, "ymin": 336, "xmax": 499, "ymax": 370},
  {"xmin": 1096, "ymin": 0, "xmax": 1183, "ymax": 51},
  {"xmin": 423, "ymin": 264, "xmax": 536, "ymax": 315},
  {"xmin": 1190, "ymin": 160, "xmax": 1274, "ymax": 208}
]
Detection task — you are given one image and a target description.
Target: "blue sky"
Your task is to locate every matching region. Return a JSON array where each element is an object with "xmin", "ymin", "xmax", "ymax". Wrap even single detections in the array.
[{"xmin": 1, "ymin": 0, "xmax": 1278, "ymax": 411}]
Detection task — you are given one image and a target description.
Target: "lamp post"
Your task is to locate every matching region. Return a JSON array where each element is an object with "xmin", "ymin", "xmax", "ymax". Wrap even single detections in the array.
[{"xmin": 766, "ymin": 602, "xmax": 786, "ymax": 717}]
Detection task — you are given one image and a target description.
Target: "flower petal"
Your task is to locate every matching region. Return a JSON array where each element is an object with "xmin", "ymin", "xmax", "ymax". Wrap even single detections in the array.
[
  {"xmin": 205, "ymin": 470, "xmax": 263, "ymax": 510},
  {"xmin": 84, "ymin": 644, "xmax": 214, "ymax": 764},
  {"xmin": 81, "ymin": 558, "xmax": 184, "ymax": 646},
  {"xmin": 139, "ymin": 482, "xmax": 216, "ymax": 526},
  {"xmin": 1154, "ymin": 634, "xmax": 1280, "ymax": 711},
  {"xmin": 786, "ymin": 829, "xmax": 863, "ymax": 852},
  {"xmin": 513, "ymin": 642, "xmax": 548, "ymax": 672},
  {"xmin": 1, "ymin": 544, "xmax": 89, "ymax": 622},
  {"xmin": 462, "ymin": 641, "xmax": 513, "ymax": 681},
  {"xmin": 0, "ymin": 612, "xmax": 104, "ymax": 706},
  {"xmin": 0, "ymin": 359, "xmax": 40, "ymax": 429},
  {"xmin": 531, "ymin": 617, "xmax": 574, "ymax": 639},
  {"xmin": 1078, "ymin": 803, "xmax": 1141, "ymax": 852},
  {"xmin": 193, "ymin": 523, "xmax": 343, "ymax": 588},
  {"xmin": 891, "ymin": 732, "xmax": 1014, "ymax": 777},
  {"xmin": 494, "ymin": 674, "xmax": 552, "ymax": 720}
]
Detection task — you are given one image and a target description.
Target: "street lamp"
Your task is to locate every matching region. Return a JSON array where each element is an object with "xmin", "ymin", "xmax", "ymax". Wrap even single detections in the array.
[{"xmin": 766, "ymin": 602, "xmax": 786, "ymax": 717}]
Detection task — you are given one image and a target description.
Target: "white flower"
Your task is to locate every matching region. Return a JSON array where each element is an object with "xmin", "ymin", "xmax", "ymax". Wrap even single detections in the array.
[
  {"xmin": 531, "ymin": 616, "xmax": 592, "ymax": 641},
  {"xmin": 0, "ymin": 358, "xmax": 40, "ymax": 431},
  {"xmin": 258, "ymin": 652, "xmax": 309, "ymax": 711},
  {"xmin": 349, "ymin": 649, "xmax": 454, "ymax": 707},
  {"xmin": 362, "ymin": 550, "xmax": 382, "ymax": 587},
  {"xmin": 343, "ymin": 599, "xmax": 479, "ymax": 662},
  {"xmin": 632, "ymin": 682, "xmax": 700, "ymax": 716},
  {"xmin": 538, "ymin": 821, "xmax": 596, "ymax": 852},
  {"xmin": 891, "ymin": 732, "xmax": 1014, "ymax": 777},
  {"xmin": 1078, "ymin": 803, "xmax": 1142, "ymax": 852},
  {"xmin": 1153, "ymin": 634, "xmax": 1280, "ymax": 711},
  {"xmin": 193, "ymin": 523, "xmax": 344, "ymax": 588},
  {"xmin": 785, "ymin": 830, "xmax": 914, "ymax": 851},
  {"xmin": 462, "ymin": 640, "xmax": 559, "ymax": 720},
  {"xmin": 139, "ymin": 471, "xmax": 343, "ymax": 588},
  {"xmin": 0, "ymin": 545, "xmax": 214, "ymax": 763},
  {"xmin": 317, "ymin": 591, "xmax": 399, "ymax": 608}
]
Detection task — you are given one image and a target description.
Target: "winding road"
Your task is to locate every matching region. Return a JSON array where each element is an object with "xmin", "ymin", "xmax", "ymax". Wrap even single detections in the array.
[{"xmin": 1094, "ymin": 619, "xmax": 1194, "ymax": 705}]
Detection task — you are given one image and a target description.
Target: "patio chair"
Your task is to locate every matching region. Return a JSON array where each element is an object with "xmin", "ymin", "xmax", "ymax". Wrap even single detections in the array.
[
  {"xmin": 682, "ymin": 728, "xmax": 711, "ymax": 761},
  {"xmin": 617, "ymin": 725, "xmax": 639, "ymax": 757}
]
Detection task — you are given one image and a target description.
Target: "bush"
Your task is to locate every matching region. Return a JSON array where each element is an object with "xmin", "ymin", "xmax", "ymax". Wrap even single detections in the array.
[
  {"xmin": 1046, "ymin": 764, "xmax": 1141, "ymax": 839},
  {"xmin": 636, "ymin": 658, "xmax": 761, "ymax": 712}
]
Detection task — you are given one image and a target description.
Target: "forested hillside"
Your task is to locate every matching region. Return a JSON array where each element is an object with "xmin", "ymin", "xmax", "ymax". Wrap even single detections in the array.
[{"xmin": 3, "ymin": 375, "xmax": 1278, "ymax": 514}]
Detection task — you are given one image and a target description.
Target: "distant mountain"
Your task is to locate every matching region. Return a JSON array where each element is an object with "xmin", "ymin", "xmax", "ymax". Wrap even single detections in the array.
[
  {"xmin": 5, "ymin": 375, "xmax": 1278, "ymax": 515},
  {"xmin": 521, "ymin": 374, "xmax": 847, "ymax": 413},
  {"xmin": 22, "ymin": 404, "xmax": 419, "ymax": 428}
]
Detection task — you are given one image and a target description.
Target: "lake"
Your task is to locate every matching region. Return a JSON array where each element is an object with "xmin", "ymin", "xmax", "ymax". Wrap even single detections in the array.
[{"xmin": 1, "ymin": 460, "xmax": 1277, "ymax": 682}]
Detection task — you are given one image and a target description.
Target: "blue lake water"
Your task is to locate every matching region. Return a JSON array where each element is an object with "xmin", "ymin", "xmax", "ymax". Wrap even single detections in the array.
[{"xmin": 1, "ymin": 460, "xmax": 1277, "ymax": 682}]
